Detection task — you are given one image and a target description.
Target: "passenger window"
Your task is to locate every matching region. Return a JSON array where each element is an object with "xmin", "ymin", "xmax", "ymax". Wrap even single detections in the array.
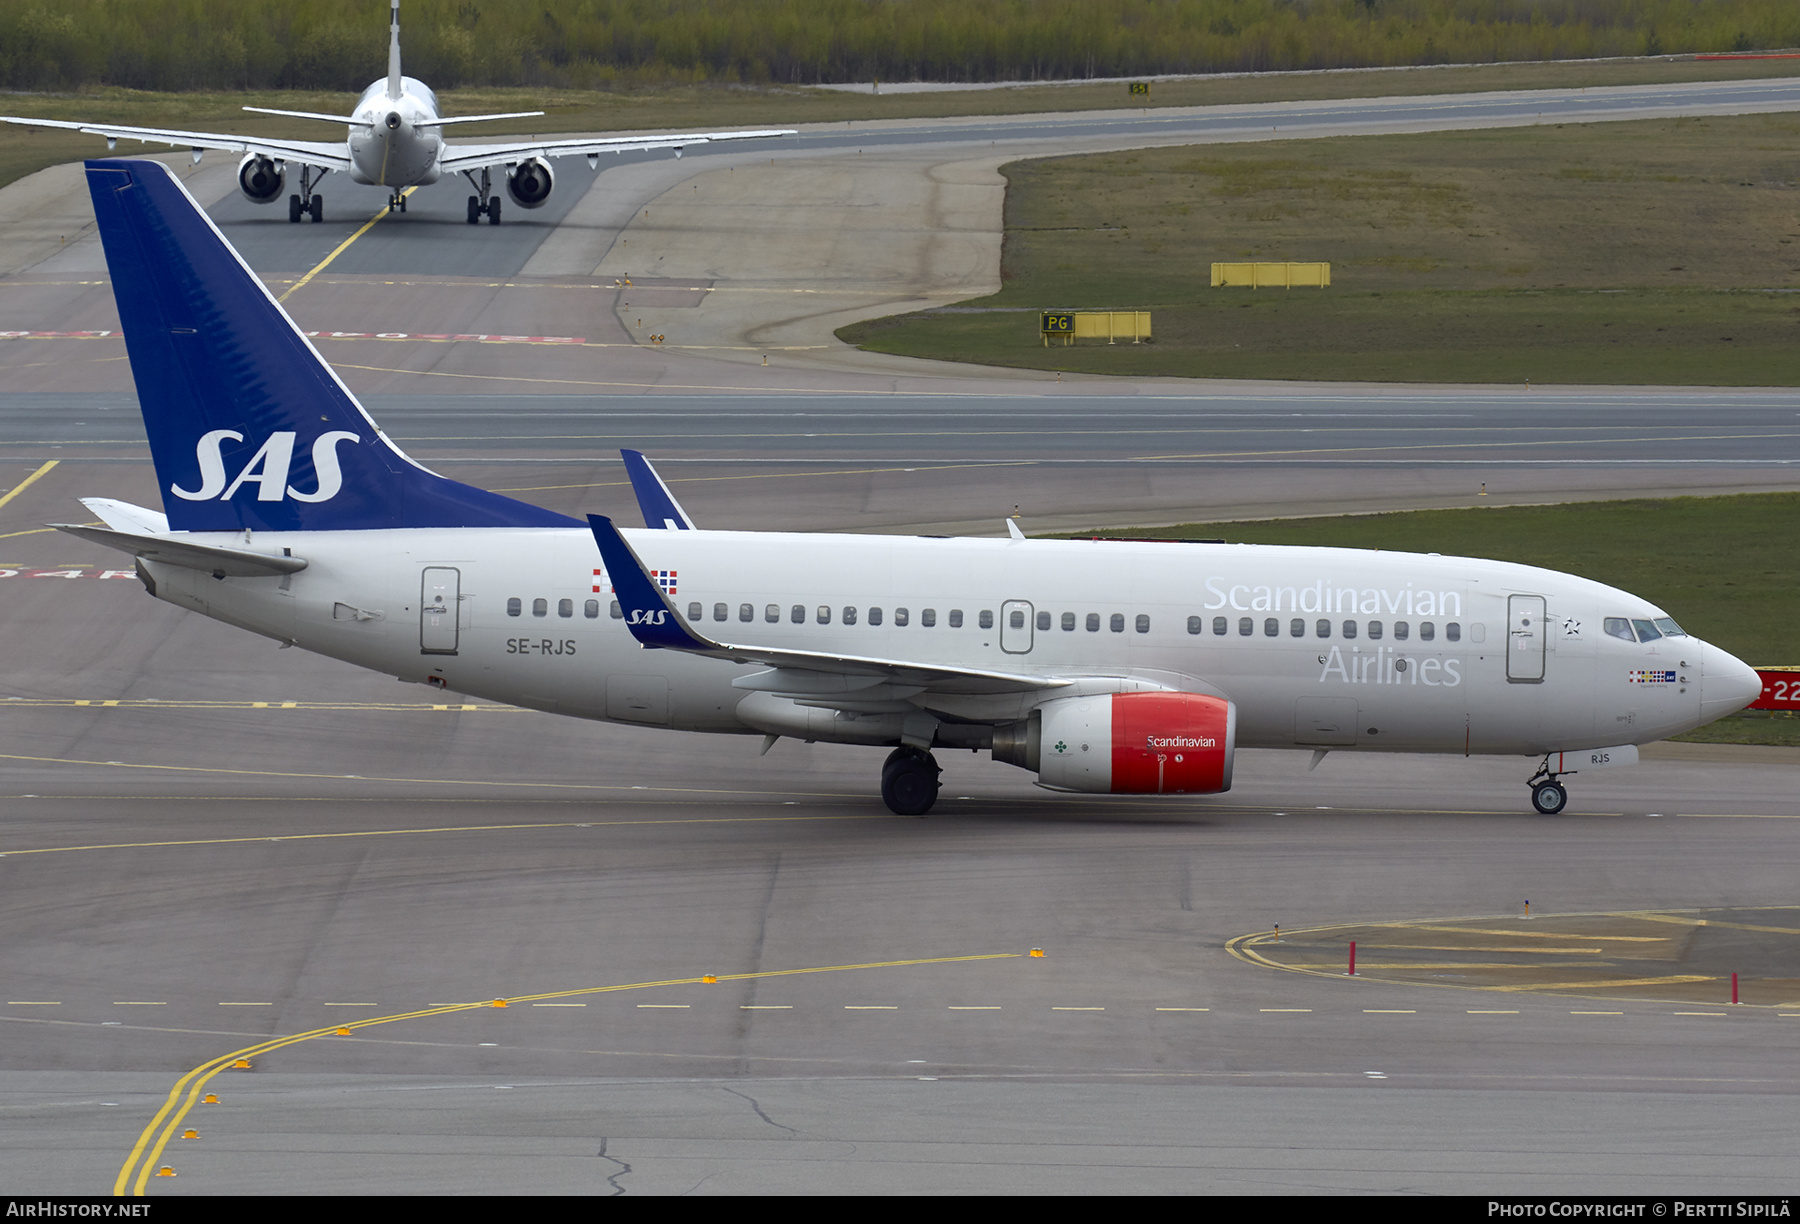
[
  {"xmin": 740, "ymin": 603, "xmax": 754, "ymax": 623},
  {"xmin": 713, "ymin": 602, "xmax": 728, "ymax": 622},
  {"xmin": 686, "ymin": 601, "xmax": 701, "ymax": 621},
  {"xmin": 507, "ymin": 597, "xmax": 521, "ymax": 617},
  {"xmin": 949, "ymin": 609, "xmax": 963, "ymax": 628},
  {"xmin": 1290, "ymin": 618, "xmax": 1305, "ymax": 638},
  {"xmin": 559, "ymin": 599, "xmax": 573, "ymax": 618},
  {"xmin": 1238, "ymin": 617, "xmax": 1253, "ymax": 637},
  {"xmin": 1110, "ymin": 613, "xmax": 1125, "ymax": 633},
  {"xmin": 1136, "ymin": 614, "xmax": 1150, "ymax": 634},
  {"xmin": 1368, "ymin": 620, "xmax": 1383, "ymax": 640},
  {"xmin": 1420, "ymin": 621, "xmax": 1435, "ymax": 641},
  {"xmin": 584, "ymin": 599, "xmax": 599, "ymax": 619},
  {"xmin": 979, "ymin": 610, "xmax": 993, "ymax": 629},
  {"xmin": 1316, "ymin": 619, "xmax": 1331, "ymax": 638},
  {"xmin": 791, "ymin": 605, "xmax": 805, "ymax": 624},
  {"xmin": 922, "ymin": 608, "xmax": 936, "ymax": 627},
  {"xmin": 1604, "ymin": 617, "xmax": 1635, "ymax": 642},
  {"xmin": 1088, "ymin": 613, "xmax": 1101, "ymax": 632},
  {"xmin": 1187, "ymin": 615, "xmax": 1202, "ymax": 635},
  {"xmin": 1263, "ymin": 618, "xmax": 1278, "ymax": 637},
  {"xmin": 1213, "ymin": 616, "xmax": 1228, "ymax": 636},
  {"xmin": 1009, "ymin": 609, "xmax": 1024, "ymax": 629},
  {"xmin": 1445, "ymin": 622, "xmax": 1461, "ymax": 642},
  {"xmin": 532, "ymin": 598, "xmax": 547, "ymax": 618},
  {"xmin": 1036, "ymin": 610, "xmax": 1051, "ymax": 631},
  {"xmin": 870, "ymin": 607, "xmax": 884, "ymax": 626},
  {"xmin": 895, "ymin": 608, "xmax": 909, "ymax": 627},
  {"xmin": 610, "ymin": 600, "xmax": 622, "ymax": 619},
  {"xmin": 1342, "ymin": 620, "xmax": 1357, "ymax": 639},
  {"xmin": 1394, "ymin": 621, "xmax": 1409, "ymax": 641},
  {"xmin": 817, "ymin": 606, "xmax": 831, "ymax": 624},
  {"xmin": 1069, "ymin": 612, "xmax": 1082, "ymax": 632},
  {"xmin": 843, "ymin": 606, "xmax": 858, "ymax": 625},
  {"xmin": 1632, "ymin": 619, "xmax": 1662, "ymax": 642},
  {"xmin": 765, "ymin": 604, "xmax": 780, "ymax": 623}
]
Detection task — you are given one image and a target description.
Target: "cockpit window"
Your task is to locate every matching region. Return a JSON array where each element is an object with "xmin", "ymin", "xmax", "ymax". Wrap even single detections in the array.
[
  {"xmin": 1654, "ymin": 617, "xmax": 1686, "ymax": 637},
  {"xmin": 1631, "ymin": 619, "xmax": 1662, "ymax": 642},
  {"xmin": 1604, "ymin": 618, "xmax": 1636, "ymax": 642}
]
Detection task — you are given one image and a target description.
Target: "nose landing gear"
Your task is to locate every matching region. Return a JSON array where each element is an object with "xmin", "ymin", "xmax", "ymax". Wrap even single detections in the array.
[
  {"xmin": 1527, "ymin": 756, "xmax": 1570, "ymax": 814},
  {"xmin": 881, "ymin": 746, "xmax": 941, "ymax": 816}
]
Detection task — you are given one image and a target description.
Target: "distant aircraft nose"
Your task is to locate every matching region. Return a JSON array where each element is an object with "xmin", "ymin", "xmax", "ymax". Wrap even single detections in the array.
[{"xmin": 1699, "ymin": 642, "xmax": 1762, "ymax": 723}]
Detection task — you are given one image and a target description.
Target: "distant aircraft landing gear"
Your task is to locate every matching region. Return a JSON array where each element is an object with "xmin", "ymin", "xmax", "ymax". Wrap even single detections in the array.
[
  {"xmin": 388, "ymin": 191, "xmax": 407, "ymax": 213},
  {"xmin": 881, "ymin": 746, "xmax": 941, "ymax": 816},
  {"xmin": 286, "ymin": 166, "xmax": 326, "ymax": 223},
  {"xmin": 462, "ymin": 167, "xmax": 501, "ymax": 224},
  {"xmin": 1527, "ymin": 757, "xmax": 1570, "ymax": 814}
]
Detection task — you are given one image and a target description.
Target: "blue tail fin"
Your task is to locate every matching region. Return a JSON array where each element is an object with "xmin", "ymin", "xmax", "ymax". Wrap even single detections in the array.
[{"xmin": 85, "ymin": 159, "xmax": 579, "ymax": 532}]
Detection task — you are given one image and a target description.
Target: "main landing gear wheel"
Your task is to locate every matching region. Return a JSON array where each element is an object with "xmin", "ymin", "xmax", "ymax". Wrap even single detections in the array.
[
  {"xmin": 487, "ymin": 196, "xmax": 501, "ymax": 225},
  {"xmin": 1531, "ymin": 779, "xmax": 1569, "ymax": 815},
  {"xmin": 881, "ymin": 747, "xmax": 941, "ymax": 816},
  {"xmin": 467, "ymin": 195, "xmax": 481, "ymax": 224},
  {"xmin": 308, "ymin": 194, "xmax": 323, "ymax": 223},
  {"xmin": 287, "ymin": 194, "xmax": 302, "ymax": 223}
]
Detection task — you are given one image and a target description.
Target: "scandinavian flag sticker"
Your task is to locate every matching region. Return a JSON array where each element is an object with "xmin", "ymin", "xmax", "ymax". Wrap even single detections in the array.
[
  {"xmin": 591, "ymin": 568, "xmax": 607, "ymax": 594},
  {"xmin": 654, "ymin": 570, "xmax": 677, "ymax": 596}
]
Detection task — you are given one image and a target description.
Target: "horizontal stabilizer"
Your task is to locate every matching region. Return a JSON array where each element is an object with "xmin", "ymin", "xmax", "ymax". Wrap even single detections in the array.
[
  {"xmin": 241, "ymin": 107, "xmax": 374, "ymax": 126},
  {"xmin": 53, "ymin": 523, "xmax": 307, "ymax": 578}
]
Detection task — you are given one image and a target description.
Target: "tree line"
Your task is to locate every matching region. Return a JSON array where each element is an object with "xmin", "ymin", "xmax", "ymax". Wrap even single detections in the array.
[{"xmin": 3, "ymin": 0, "xmax": 1796, "ymax": 93}]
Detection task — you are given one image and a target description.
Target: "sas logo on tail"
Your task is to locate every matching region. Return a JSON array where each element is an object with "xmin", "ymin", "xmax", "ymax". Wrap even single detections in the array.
[
  {"xmin": 172, "ymin": 430, "xmax": 360, "ymax": 503},
  {"xmin": 626, "ymin": 609, "xmax": 670, "ymax": 626}
]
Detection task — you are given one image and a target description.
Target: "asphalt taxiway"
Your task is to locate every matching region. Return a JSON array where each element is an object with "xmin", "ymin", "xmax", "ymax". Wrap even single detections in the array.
[{"xmin": 1, "ymin": 80, "xmax": 1798, "ymax": 1195}]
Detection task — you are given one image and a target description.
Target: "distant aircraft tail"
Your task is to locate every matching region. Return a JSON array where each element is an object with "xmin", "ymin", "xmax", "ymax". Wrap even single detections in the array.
[
  {"xmin": 84, "ymin": 158, "xmax": 580, "ymax": 532},
  {"xmin": 387, "ymin": 2, "xmax": 403, "ymax": 101}
]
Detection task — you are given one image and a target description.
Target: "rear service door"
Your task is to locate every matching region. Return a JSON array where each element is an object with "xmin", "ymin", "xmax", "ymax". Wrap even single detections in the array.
[{"xmin": 421, "ymin": 567, "xmax": 461, "ymax": 655}]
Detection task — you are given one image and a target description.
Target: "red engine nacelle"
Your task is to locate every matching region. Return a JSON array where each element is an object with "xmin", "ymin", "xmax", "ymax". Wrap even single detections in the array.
[
  {"xmin": 505, "ymin": 158, "xmax": 555, "ymax": 209},
  {"xmin": 237, "ymin": 154, "xmax": 286, "ymax": 205},
  {"xmin": 1016, "ymin": 691, "xmax": 1236, "ymax": 795}
]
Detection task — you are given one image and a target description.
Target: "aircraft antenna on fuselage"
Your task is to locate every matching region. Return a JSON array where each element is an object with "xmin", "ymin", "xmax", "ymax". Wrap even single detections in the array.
[{"xmin": 387, "ymin": 2, "xmax": 403, "ymax": 101}]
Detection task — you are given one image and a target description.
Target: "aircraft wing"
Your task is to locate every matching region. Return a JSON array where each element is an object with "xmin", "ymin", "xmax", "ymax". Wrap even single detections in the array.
[
  {"xmin": 0, "ymin": 116, "xmax": 351, "ymax": 172},
  {"xmin": 589, "ymin": 514, "xmax": 1067, "ymax": 697},
  {"xmin": 438, "ymin": 128, "xmax": 795, "ymax": 174}
]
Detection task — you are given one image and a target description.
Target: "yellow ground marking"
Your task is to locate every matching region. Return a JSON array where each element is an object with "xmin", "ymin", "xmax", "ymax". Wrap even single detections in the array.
[
  {"xmin": 5, "ymin": 699, "xmax": 522, "ymax": 712},
  {"xmin": 277, "ymin": 189, "xmax": 417, "ymax": 304},
  {"xmin": 0, "ymin": 527, "xmax": 60, "ymax": 540},
  {"xmin": 1489, "ymin": 975, "xmax": 1716, "ymax": 993},
  {"xmin": 0, "ymin": 461, "xmax": 58, "ymax": 512},
  {"xmin": 114, "ymin": 951, "xmax": 1018, "ymax": 1196},
  {"xmin": 1374, "ymin": 925, "xmax": 1670, "ymax": 942},
  {"xmin": 1621, "ymin": 912, "xmax": 1800, "ymax": 937},
  {"xmin": 0, "ymin": 812, "xmax": 892, "ymax": 860}
]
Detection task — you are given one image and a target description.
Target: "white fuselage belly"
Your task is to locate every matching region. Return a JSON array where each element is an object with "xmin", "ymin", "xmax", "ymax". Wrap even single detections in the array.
[
  {"xmin": 141, "ymin": 528, "xmax": 1720, "ymax": 758},
  {"xmin": 346, "ymin": 78, "xmax": 444, "ymax": 187}
]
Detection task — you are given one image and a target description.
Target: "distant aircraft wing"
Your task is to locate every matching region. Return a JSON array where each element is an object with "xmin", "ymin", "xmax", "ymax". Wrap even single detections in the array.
[
  {"xmin": 621, "ymin": 450, "xmax": 696, "ymax": 530},
  {"xmin": 0, "ymin": 116, "xmax": 351, "ymax": 172},
  {"xmin": 589, "ymin": 514, "xmax": 1067, "ymax": 696},
  {"xmin": 438, "ymin": 128, "xmax": 795, "ymax": 174}
]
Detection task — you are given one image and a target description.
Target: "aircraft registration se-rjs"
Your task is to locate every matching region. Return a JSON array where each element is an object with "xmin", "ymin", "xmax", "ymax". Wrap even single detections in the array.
[
  {"xmin": 1, "ymin": 3, "xmax": 791, "ymax": 225},
  {"xmin": 63, "ymin": 159, "xmax": 1763, "ymax": 818}
]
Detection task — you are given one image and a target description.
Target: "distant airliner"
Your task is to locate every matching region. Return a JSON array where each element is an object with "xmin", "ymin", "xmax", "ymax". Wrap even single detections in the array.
[
  {"xmin": 60, "ymin": 159, "xmax": 1763, "ymax": 817},
  {"xmin": 2, "ymin": 3, "xmax": 792, "ymax": 224}
]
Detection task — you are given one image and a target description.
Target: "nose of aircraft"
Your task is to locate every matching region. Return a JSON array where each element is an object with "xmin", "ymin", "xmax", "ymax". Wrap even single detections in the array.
[{"xmin": 1699, "ymin": 641, "xmax": 1763, "ymax": 723}]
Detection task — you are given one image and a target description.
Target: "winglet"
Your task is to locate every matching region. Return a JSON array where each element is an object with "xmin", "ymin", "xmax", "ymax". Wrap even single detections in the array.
[
  {"xmin": 621, "ymin": 450, "xmax": 696, "ymax": 530},
  {"xmin": 587, "ymin": 515, "xmax": 713, "ymax": 651}
]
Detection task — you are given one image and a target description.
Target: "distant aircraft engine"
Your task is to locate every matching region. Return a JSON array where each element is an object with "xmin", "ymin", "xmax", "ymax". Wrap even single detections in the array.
[
  {"xmin": 505, "ymin": 158, "xmax": 554, "ymax": 209},
  {"xmin": 994, "ymin": 692, "xmax": 1236, "ymax": 795},
  {"xmin": 236, "ymin": 154, "xmax": 286, "ymax": 205}
]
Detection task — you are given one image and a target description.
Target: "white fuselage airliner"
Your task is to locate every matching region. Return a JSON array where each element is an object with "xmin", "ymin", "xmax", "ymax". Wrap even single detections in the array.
[
  {"xmin": 3, "ymin": 3, "xmax": 791, "ymax": 225},
  {"xmin": 64, "ymin": 158, "xmax": 1764, "ymax": 818}
]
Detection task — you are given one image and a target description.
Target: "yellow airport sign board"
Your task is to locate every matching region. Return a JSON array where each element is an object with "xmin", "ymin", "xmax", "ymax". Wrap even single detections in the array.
[
  {"xmin": 1042, "ymin": 311, "xmax": 1151, "ymax": 345},
  {"xmin": 1212, "ymin": 261, "xmax": 1331, "ymax": 288}
]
